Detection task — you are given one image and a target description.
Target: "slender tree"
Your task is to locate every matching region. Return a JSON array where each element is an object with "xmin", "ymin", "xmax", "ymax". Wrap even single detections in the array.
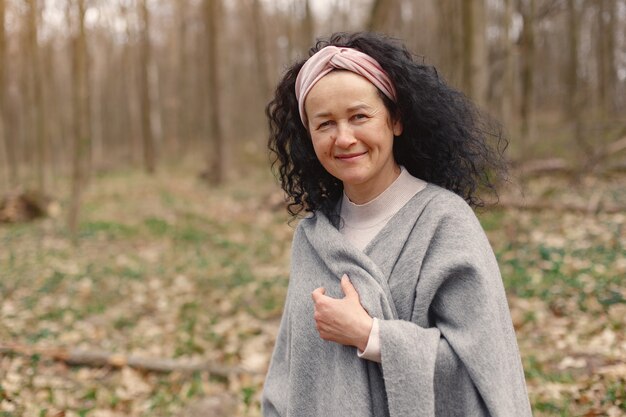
[
  {"xmin": 119, "ymin": 2, "xmax": 142, "ymax": 165},
  {"xmin": 565, "ymin": 0, "xmax": 580, "ymax": 121},
  {"xmin": 368, "ymin": 0, "xmax": 394, "ymax": 32},
  {"xmin": 138, "ymin": 0, "xmax": 156, "ymax": 173},
  {"xmin": 518, "ymin": 0, "xmax": 535, "ymax": 146},
  {"xmin": 174, "ymin": 0, "xmax": 189, "ymax": 155},
  {"xmin": 302, "ymin": 0, "xmax": 314, "ymax": 48},
  {"xmin": 435, "ymin": 0, "xmax": 462, "ymax": 88},
  {"xmin": 502, "ymin": 0, "xmax": 515, "ymax": 126},
  {"xmin": 204, "ymin": 0, "xmax": 224, "ymax": 184},
  {"xmin": 0, "ymin": 0, "xmax": 9, "ymax": 189},
  {"xmin": 27, "ymin": 0, "xmax": 47, "ymax": 192},
  {"xmin": 461, "ymin": 0, "xmax": 488, "ymax": 107},
  {"xmin": 565, "ymin": 0, "xmax": 594, "ymax": 160},
  {"xmin": 67, "ymin": 0, "xmax": 91, "ymax": 243},
  {"xmin": 251, "ymin": 0, "xmax": 271, "ymax": 100},
  {"xmin": 596, "ymin": 0, "xmax": 617, "ymax": 116}
]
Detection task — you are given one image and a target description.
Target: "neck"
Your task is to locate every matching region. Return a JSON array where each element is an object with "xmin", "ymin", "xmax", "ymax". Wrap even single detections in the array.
[{"xmin": 343, "ymin": 163, "xmax": 401, "ymax": 205}]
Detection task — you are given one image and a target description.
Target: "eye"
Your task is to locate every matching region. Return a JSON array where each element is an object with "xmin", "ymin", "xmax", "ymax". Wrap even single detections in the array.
[
  {"xmin": 352, "ymin": 113, "xmax": 368, "ymax": 121},
  {"xmin": 317, "ymin": 120, "xmax": 333, "ymax": 130}
]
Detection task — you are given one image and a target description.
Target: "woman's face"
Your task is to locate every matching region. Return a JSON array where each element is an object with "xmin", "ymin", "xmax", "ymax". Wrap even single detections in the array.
[{"xmin": 304, "ymin": 71, "xmax": 402, "ymax": 204}]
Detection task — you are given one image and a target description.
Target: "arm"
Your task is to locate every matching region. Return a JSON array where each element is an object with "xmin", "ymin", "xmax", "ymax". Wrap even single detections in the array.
[{"xmin": 379, "ymin": 199, "xmax": 532, "ymax": 417}]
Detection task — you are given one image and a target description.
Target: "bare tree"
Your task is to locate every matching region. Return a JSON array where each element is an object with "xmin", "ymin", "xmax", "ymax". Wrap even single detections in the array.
[
  {"xmin": 27, "ymin": 0, "xmax": 47, "ymax": 192},
  {"xmin": 435, "ymin": 0, "xmax": 462, "ymax": 87},
  {"xmin": 368, "ymin": 0, "xmax": 395, "ymax": 32},
  {"xmin": 565, "ymin": 0, "xmax": 580, "ymax": 121},
  {"xmin": 502, "ymin": 0, "xmax": 515, "ymax": 126},
  {"xmin": 0, "ymin": 0, "xmax": 624, "ymax": 185},
  {"xmin": 303, "ymin": 0, "xmax": 315, "ymax": 47},
  {"xmin": 595, "ymin": 0, "xmax": 617, "ymax": 116},
  {"xmin": 461, "ymin": 0, "xmax": 488, "ymax": 107},
  {"xmin": 251, "ymin": 0, "xmax": 271, "ymax": 100},
  {"xmin": 139, "ymin": 0, "xmax": 156, "ymax": 173},
  {"xmin": 174, "ymin": 0, "xmax": 189, "ymax": 155},
  {"xmin": 119, "ymin": 2, "xmax": 143, "ymax": 166},
  {"xmin": 518, "ymin": 0, "xmax": 536, "ymax": 146},
  {"xmin": 204, "ymin": 0, "xmax": 225, "ymax": 184},
  {"xmin": 67, "ymin": 0, "xmax": 91, "ymax": 243},
  {"xmin": 0, "ymin": 0, "xmax": 9, "ymax": 190}
]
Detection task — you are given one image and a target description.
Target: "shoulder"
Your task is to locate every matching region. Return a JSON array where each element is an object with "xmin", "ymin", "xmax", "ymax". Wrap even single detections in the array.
[
  {"xmin": 409, "ymin": 184, "xmax": 490, "ymax": 250},
  {"xmin": 293, "ymin": 211, "xmax": 317, "ymax": 232},
  {"xmin": 291, "ymin": 210, "xmax": 333, "ymax": 245},
  {"xmin": 421, "ymin": 184, "xmax": 479, "ymax": 223}
]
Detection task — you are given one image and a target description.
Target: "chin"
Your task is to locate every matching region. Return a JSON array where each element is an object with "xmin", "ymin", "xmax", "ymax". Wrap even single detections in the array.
[{"xmin": 337, "ymin": 174, "xmax": 369, "ymax": 187}]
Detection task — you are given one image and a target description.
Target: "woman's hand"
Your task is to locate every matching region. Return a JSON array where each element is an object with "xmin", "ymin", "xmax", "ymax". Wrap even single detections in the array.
[{"xmin": 311, "ymin": 274, "xmax": 373, "ymax": 351}]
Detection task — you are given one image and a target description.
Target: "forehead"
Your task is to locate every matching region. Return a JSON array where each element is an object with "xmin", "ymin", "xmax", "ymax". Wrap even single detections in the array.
[{"xmin": 304, "ymin": 71, "xmax": 382, "ymax": 112}]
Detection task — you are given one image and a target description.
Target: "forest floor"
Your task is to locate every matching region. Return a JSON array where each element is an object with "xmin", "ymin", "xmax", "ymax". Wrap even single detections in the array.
[{"xmin": 1, "ymin": 166, "xmax": 625, "ymax": 417}]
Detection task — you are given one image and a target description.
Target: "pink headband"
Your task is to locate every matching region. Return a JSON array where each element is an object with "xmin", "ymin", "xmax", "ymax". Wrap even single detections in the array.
[{"xmin": 294, "ymin": 46, "xmax": 397, "ymax": 127}]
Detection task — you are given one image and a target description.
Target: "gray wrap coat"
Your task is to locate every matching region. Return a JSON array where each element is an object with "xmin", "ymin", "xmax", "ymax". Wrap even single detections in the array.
[{"xmin": 262, "ymin": 184, "xmax": 533, "ymax": 417}]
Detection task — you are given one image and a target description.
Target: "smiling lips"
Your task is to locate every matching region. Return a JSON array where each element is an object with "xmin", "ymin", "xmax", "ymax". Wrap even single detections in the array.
[{"xmin": 335, "ymin": 151, "xmax": 367, "ymax": 161}]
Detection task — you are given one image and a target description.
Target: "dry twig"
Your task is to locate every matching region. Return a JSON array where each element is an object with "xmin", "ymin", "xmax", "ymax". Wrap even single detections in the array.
[
  {"xmin": 0, "ymin": 343, "xmax": 262, "ymax": 377},
  {"xmin": 495, "ymin": 197, "xmax": 625, "ymax": 215}
]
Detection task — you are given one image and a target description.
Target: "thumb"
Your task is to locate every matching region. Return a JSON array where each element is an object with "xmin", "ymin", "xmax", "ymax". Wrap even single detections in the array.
[
  {"xmin": 340, "ymin": 275, "xmax": 358, "ymax": 299},
  {"xmin": 311, "ymin": 287, "xmax": 326, "ymax": 302}
]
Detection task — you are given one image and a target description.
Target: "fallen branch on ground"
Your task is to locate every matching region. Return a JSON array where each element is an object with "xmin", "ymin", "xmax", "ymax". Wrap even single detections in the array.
[
  {"xmin": 494, "ymin": 197, "xmax": 626, "ymax": 214},
  {"xmin": 0, "ymin": 343, "xmax": 262, "ymax": 377},
  {"xmin": 514, "ymin": 136, "xmax": 626, "ymax": 178},
  {"xmin": 514, "ymin": 158, "xmax": 572, "ymax": 177}
]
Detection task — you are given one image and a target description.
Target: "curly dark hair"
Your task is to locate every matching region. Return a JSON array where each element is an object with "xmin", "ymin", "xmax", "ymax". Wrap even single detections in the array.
[{"xmin": 267, "ymin": 32, "xmax": 508, "ymax": 219}]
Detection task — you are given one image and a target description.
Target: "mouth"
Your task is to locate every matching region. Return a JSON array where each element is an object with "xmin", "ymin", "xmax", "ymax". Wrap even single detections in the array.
[{"xmin": 335, "ymin": 151, "xmax": 367, "ymax": 161}]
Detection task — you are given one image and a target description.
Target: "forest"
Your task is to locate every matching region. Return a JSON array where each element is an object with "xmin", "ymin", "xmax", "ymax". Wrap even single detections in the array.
[{"xmin": 0, "ymin": 0, "xmax": 625, "ymax": 416}]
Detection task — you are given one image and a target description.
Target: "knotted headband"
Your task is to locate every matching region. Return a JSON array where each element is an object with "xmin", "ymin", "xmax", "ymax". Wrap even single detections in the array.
[{"xmin": 294, "ymin": 46, "xmax": 397, "ymax": 127}]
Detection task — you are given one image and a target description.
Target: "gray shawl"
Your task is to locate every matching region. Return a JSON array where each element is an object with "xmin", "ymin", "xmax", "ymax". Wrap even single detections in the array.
[{"xmin": 262, "ymin": 184, "xmax": 532, "ymax": 417}]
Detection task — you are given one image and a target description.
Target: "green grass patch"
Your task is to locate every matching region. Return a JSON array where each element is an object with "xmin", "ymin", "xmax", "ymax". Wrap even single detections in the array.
[
  {"xmin": 143, "ymin": 217, "xmax": 172, "ymax": 236},
  {"xmin": 80, "ymin": 220, "xmax": 137, "ymax": 239}
]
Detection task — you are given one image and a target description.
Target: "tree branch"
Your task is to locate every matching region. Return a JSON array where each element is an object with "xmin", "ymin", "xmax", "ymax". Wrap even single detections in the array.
[{"xmin": 0, "ymin": 343, "xmax": 262, "ymax": 377}]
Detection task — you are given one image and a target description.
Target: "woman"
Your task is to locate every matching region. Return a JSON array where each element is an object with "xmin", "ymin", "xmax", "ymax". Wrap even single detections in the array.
[{"xmin": 262, "ymin": 32, "xmax": 532, "ymax": 417}]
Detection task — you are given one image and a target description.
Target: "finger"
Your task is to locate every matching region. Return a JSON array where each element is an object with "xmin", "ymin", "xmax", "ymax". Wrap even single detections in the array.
[
  {"xmin": 311, "ymin": 287, "xmax": 326, "ymax": 302},
  {"xmin": 340, "ymin": 275, "xmax": 358, "ymax": 299}
]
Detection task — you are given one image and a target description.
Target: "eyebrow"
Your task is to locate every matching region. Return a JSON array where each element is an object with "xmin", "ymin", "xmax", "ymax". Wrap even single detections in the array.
[{"xmin": 310, "ymin": 104, "xmax": 373, "ymax": 120}]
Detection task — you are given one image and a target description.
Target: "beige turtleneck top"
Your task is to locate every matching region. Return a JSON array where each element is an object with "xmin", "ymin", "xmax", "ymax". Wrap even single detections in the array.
[{"xmin": 339, "ymin": 166, "xmax": 426, "ymax": 362}]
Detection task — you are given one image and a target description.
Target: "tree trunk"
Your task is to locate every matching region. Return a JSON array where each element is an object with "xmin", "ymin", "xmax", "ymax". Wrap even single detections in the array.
[
  {"xmin": 368, "ymin": 0, "xmax": 394, "ymax": 32},
  {"xmin": 204, "ymin": 0, "xmax": 224, "ymax": 184},
  {"xmin": 303, "ymin": 0, "xmax": 315, "ymax": 48},
  {"xmin": 565, "ymin": 0, "xmax": 580, "ymax": 121},
  {"xmin": 174, "ymin": 0, "xmax": 188, "ymax": 156},
  {"xmin": 251, "ymin": 0, "xmax": 271, "ymax": 100},
  {"xmin": 0, "ymin": 0, "xmax": 17, "ymax": 189},
  {"xmin": 120, "ymin": 3, "xmax": 142, "ymax": 166},
  {"xmin": 435, "ymin": 0, "xmax": 462, "ymax": 88},
  {"xmin": 67, "ymin": 0, "xmax": 90, "ymax": 244},
  {"xmin": 596, "ymin": 0, "xmax": 617, "ymax": 116},
  {"xmin": 461, "ymin": 0, "xmax": 474, "ymax": 98},
  {"xmin": 27, "ymin": 0, "xmax": 47, "ymax": 192},
  {"xmin": 0, "ymin": 0, "xmax": 11, "ymax": 190},
  {"xmin": 502, "ymin": 0, "xmax": 515, "ymax": 126},
  {"xmin": 461, "ymin": 0, "xmax": 488, "ymax": 107},
  {"xmin": 139, "ymin": 0, "xmax": 156, "ymax": 174},
  {"xmin": 604, "ymin": 0, "xmax": 616, "ymax": 115},
  {"xmin": 518, "ymin": 0, "xmax": 535, "ymax": 148},
  {"xmin": 596, "ymin": 0, "xmax": 607, "ymax": 116},
  {"xmin": 565, "ymin": 0, "xmax": 590, "ymax": 158}
]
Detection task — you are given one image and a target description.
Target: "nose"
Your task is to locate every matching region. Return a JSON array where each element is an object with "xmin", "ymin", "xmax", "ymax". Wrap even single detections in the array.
[{"xmin": 334, "ymin": 122, "xmax": 356, "ymax": 148}]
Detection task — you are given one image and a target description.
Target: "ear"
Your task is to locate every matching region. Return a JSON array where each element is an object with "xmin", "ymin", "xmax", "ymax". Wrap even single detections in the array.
[{"xmin": 392, "ymin": 118, "xmax": 403, "ymax": 136}]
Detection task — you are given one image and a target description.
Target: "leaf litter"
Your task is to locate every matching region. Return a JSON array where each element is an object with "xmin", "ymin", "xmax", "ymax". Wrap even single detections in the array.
[{"xmin": 1, "ymin": 169, "xmax": 625, "ymax": 416}]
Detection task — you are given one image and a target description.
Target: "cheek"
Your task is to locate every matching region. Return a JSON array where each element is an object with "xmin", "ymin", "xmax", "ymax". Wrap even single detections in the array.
[{"xmin": 311, "ymin": 137, "xmax": 331, "ymax": 159}]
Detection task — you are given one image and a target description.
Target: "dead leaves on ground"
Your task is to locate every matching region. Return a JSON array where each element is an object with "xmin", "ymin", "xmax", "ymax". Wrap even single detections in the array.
[{"xmin": 1, "ymin": 170, "xmax": 625, "ymax": 416}]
